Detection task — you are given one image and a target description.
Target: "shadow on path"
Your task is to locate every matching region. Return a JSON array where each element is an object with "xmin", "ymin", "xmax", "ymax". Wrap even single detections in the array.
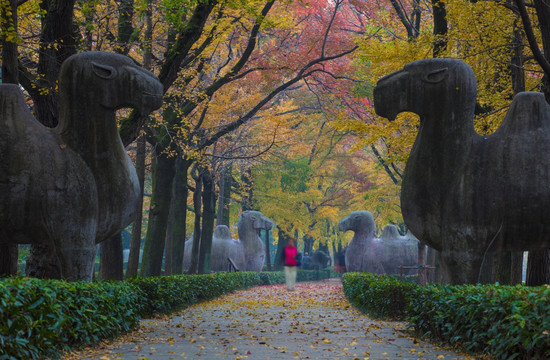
[{"xmin": 63, "ymin": 278, "xmax": 475, "ymax": 360}]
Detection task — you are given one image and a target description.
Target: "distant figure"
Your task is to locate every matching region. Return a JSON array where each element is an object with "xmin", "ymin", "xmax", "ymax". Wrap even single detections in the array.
[{"xmin": 283, "ymin": 238, "xmax": 299, "ymax": 291}]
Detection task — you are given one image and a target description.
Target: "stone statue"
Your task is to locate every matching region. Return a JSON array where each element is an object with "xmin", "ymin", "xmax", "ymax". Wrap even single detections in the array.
[
  {"xmin": 374, "ymin": 58, "xmax": 550, "ymax": 284},
  {"xmin": 0, "ymin": 52, "xmax": 163, "ymax": 281},
  {"xmin": 238, "ymin": 211, "xmax": 273, "ymax": 271},
  {"xmin": 182, "ymin": 225, "xmax": 245, "ymax": 271},
  {"xmin": 310, "ymin": 249, "xmax": 331, "ymax": 270},
  {"xmin": 338, "ymin": 211, "xmax": 384, "ymax": 273},
  {"xmin": 182, "ymin": 211, "xmax": 272, "ymax": 272},
  {"xmin": 379, "ymin": 225, "xmax": 418, "ymax": 275}
]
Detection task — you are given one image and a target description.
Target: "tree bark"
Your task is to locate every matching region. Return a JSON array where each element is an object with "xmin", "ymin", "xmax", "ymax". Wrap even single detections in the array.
[
  {"xmin": 216, "ymin": 163, "xmax": 232, "ymax": 226},
  {"xmin": 0, "ymin": 0, "xmax": 19, "ymax": 276},
  {"xmin": 533, "ymin": 0, "xmax": 550, "ymax": 103},
  {"xmin": 116, "ymin": 0, "xmax": 134, "ymax": 55},
  {"xmin": 241, "ymin": 168, "xmax": 254, "ymax": 211},
  {"xmin": 431, "ymin": 0, "xmax": 447, "ymax": 57},
  {"xmin": 188, "ymin": 172, "xmax": 203, "ymax": 274},
  {"xmin": 274, "ymin": 226, "xmax": 289, "ymax": 270},
  {"xmin": 33, "ymin": 0, "xmax": 77, "ymax": 128},
  {"xmin": 140, "ymin": 153, "xmax": 176, "ymax": 277},
  {"xmin": 99, "ymin": 233, "xmax": 124, "ymax": 280},
  {"xmin": 198, "ymin": 168, "xmax": 216, "ymax": 274},
  {"xmin": 171, "ymin": 158, "xmax": 191, "ymax": 274},
  {"xmin": 0, "ymin": 244, "xmax": 18, "ymax": 276},
  {"xmin": 303, "ymin": 235, "xmax": 314, "ymax": 255},
  {"xmin": 526, "ymin": 250, "xmax": 550, "ymax": 286},
  {"xmin": 1, "ymin": 0, "xmax": 18, "ymax": 83},
  {"xmin": 418, "ymin": 241, "xmax": 427, "ymax": 286},
  {"xmin": 164, "ymin": 187, "xmax": 175, "ymax": 276},
  {"xmin": 264, "ymin": 229, "xmax": 271, "ymax": 271},
  {"xmin": 126, "ymin": 135, "xmax": 146, "ymax": 278}
]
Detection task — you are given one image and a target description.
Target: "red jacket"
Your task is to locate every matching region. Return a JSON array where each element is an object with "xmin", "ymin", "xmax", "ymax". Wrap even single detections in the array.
[{"xmin": 284, "ymin": 245, "xmax": 298, "ymax": 266}]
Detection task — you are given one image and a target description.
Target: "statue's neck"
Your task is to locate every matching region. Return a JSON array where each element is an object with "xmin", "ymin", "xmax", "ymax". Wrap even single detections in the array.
[{"xmin": 56, "ymin": 93, "xmax": 120, "ymax": 167}]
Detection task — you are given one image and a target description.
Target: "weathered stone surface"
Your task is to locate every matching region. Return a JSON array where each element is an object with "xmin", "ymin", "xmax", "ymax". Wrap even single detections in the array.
[
  {"xmin": 0, "ymin": 52, "xmax": 162, "ymax": 281},
  {"xmin": 379, "ymin": 225, "xmax": 418, "ymax": 275},
  {"xmin": 183, "ymin": 225, "xmax": 245, "ymax": 271},
  {"xmin": 183, "ymin": 211, "xmax": 272, "ymax": 272},
  {"xmin": 338, "ymin": 211, "xmax": 384, "ymax": 273},
  {"xmin": 238, "ymin": 211, "xmax": 273, "ymax": 272},
  {"xmin": 374, "ymin": 58, "xmax": 550, "ymax": 284},
  {"xmin": 302, "ymin": 249, "xmax": 331, "ymax": 270}
]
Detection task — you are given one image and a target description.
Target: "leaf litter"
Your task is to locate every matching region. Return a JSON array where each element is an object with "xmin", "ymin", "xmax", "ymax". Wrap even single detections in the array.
[{"xmin": 62, "ymin": 279, "xmax": 476, "ymax": 359}]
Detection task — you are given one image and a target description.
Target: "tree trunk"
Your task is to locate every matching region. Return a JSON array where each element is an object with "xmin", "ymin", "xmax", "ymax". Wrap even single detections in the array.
[
  {"xmin": 188, "ymin": 173, "xmax": 203, "ymax": 274},
  {"xmin": 34, "ymin": 0, "xmax": 77, "ymax": 128},
  {"xmin": 126, "ymin": 135, "xmax": 146, "ymax": 278},
  {"xmin": 99, "ymin": 233, "xmax": 124, "ymax": 280},
  {"xmin": 418, "ymin": 241, "xmax": 427, "ymax": 286},
  {"xmin": 171, "ymin": 158, "xmax": 191, "ymax": 274},
  {"xmin": 0, "ymin": 244, "xmax": 18, "ymax": 276},
  {"xmin": 126, "ymin": 0, "xmax": 152, "ymax": 278},
  {"xmin": 534, "ymin": 0, "xmax": 550, "ymax": 103},
  {"xmin": 0, "ymin": 0, "xmax": 19, "ymax": 276},
  {"xmin": 241, "ymin": 168, "xmax": 254, "ymax": 211},
  {"xmin": 198, "ymin": 168, "xmax": 216, "ymax": 274},
  {"xmin": 140, "ymin": 153, "xmax": 176, "ymax": 277},
  {"xmin": 303, "ymin": 235, "xmax": 314, "ymax": 255},
  {"xmin": 1, "ymin": 0, "xmax": 18, "ymax": 83},
  {"xmin": 431, "ymin": 0, "xmax": 447, "ymax": 57},
  {"xmin": 164, "ymin": 188, "xmax": 175, "ymax": 276},
  {"xmin": 116, "ymin": 0, "xmax": 134, "ymax": 56},
  {"xmin": 217, "ymin": 163, "xmax": 232, "ymax": 226},
  {"xmin": 274, "ymin": 226, "xmax": 289, "ymax": 270},
  {"xmin": 264, "ymin": 229, "xmax": 271, "ymax": 271},
  {"xmin": 526, "ymin": 250, "xmax": 550, "ymax": 286}
]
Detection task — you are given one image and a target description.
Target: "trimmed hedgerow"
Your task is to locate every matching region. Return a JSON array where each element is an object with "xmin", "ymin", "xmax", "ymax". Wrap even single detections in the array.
[
  {"xmin": 342, "ymin": 272, "xmax": 550, "ymax": 359},
  {"xmin": 0, "ymin": 277, "xmax": 142, "ymax": 360},
  {"xmin": 127, "ymin": 272, "xmax": 262, "ymax": 315},
  {"xmin": 0, "ymin": 272, "xmax": 262, "ymax": 360},
  {"xmin": 259, "ymin": 269, "xmax": 339, "ymax": 285},
  {"xmin": 342, "ymin": 272, "xmax": 417, "ymax": 320},
  {"xmin": 408, "ymin": 283, "xmax": 550, "ymax": 359}
]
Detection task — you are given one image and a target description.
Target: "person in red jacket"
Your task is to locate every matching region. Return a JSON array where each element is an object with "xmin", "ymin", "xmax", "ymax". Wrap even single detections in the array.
[{"xmin": 284, "ymin": 238, "xmax": 298, "ymax": 290}]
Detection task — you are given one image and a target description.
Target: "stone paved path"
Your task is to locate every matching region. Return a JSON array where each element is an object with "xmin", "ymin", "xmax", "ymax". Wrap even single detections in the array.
[{"xmin": 63, "ymin": 279, "xmax": 476, "ymax": 360}]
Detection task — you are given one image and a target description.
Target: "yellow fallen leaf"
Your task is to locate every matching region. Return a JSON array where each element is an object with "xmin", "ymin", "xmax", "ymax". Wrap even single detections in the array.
[
  {"xmin": 437, "ymin": 356, "xmax": 445, "ymax": 359},
  {"xmin": 322, "ymin": 339, "xmax": 332, "ymax": 344}
]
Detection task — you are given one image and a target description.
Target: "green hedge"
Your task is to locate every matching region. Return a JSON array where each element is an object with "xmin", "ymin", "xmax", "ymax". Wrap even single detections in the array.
[
  {"xmin": 342, "ymin": 272, "xmax": 417, "ymax": 319},
  {"xmin": 0, "ymin": 272, "xmax": 261, "ymax": 360},
  {"xmin": 127, "ymin": 272, "xmax": 261, "ymax": 315},
  {"xmin": 408, "ymin": 283, "xmax": 550, "ymax": 359},
  {"xmin": 342, "ymin": 272, "xmax": 550, "ymax": 359},
  {"xmin": 259, "ymin": 269, "xmax": 339, "ymax": 285},
  {"xmin": 0, "ymin": 277, "xmax": 142, "ymax": 360}
]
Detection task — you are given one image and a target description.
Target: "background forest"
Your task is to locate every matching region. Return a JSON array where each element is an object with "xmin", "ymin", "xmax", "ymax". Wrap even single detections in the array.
[{"xmin": 1, "ymin": 0, "xmax": 549, "ymax": 283}]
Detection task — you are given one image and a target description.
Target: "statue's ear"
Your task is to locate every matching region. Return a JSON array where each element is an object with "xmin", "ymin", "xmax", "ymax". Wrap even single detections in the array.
[
  {"xmin": 422, "ymin": 67, "xmax": 448, "ymax": 84},
  {"xmin": 91, "ymin": 62, "xmax": 118, "ymax": 80}
]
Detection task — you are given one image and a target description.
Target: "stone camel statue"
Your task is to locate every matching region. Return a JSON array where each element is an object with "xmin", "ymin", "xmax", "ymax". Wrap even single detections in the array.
[
  {"xmin": 182, "ymin": 225, "xmax": 246, "ymax": 271},
  {"xmin": 379, "ymin": 225, "xmax": 418, "ymax": 275},
  {"xmin": 182, "ymin": 211, "xmax": 272, "ymax": 272},
  {"xmin": 374, "ymin": 58, "xmax": 550, "ymax": 284},
  {"xmin": 0, "ymin": 52, "xmax": 163, "ymax": 281},
  {"xmin": 338, "ymin": 211, "xmax": 384, "ymax": 273},
  {"xmin": 238, "ymin": 210, "xmax": 273, "ymax": 271}
]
